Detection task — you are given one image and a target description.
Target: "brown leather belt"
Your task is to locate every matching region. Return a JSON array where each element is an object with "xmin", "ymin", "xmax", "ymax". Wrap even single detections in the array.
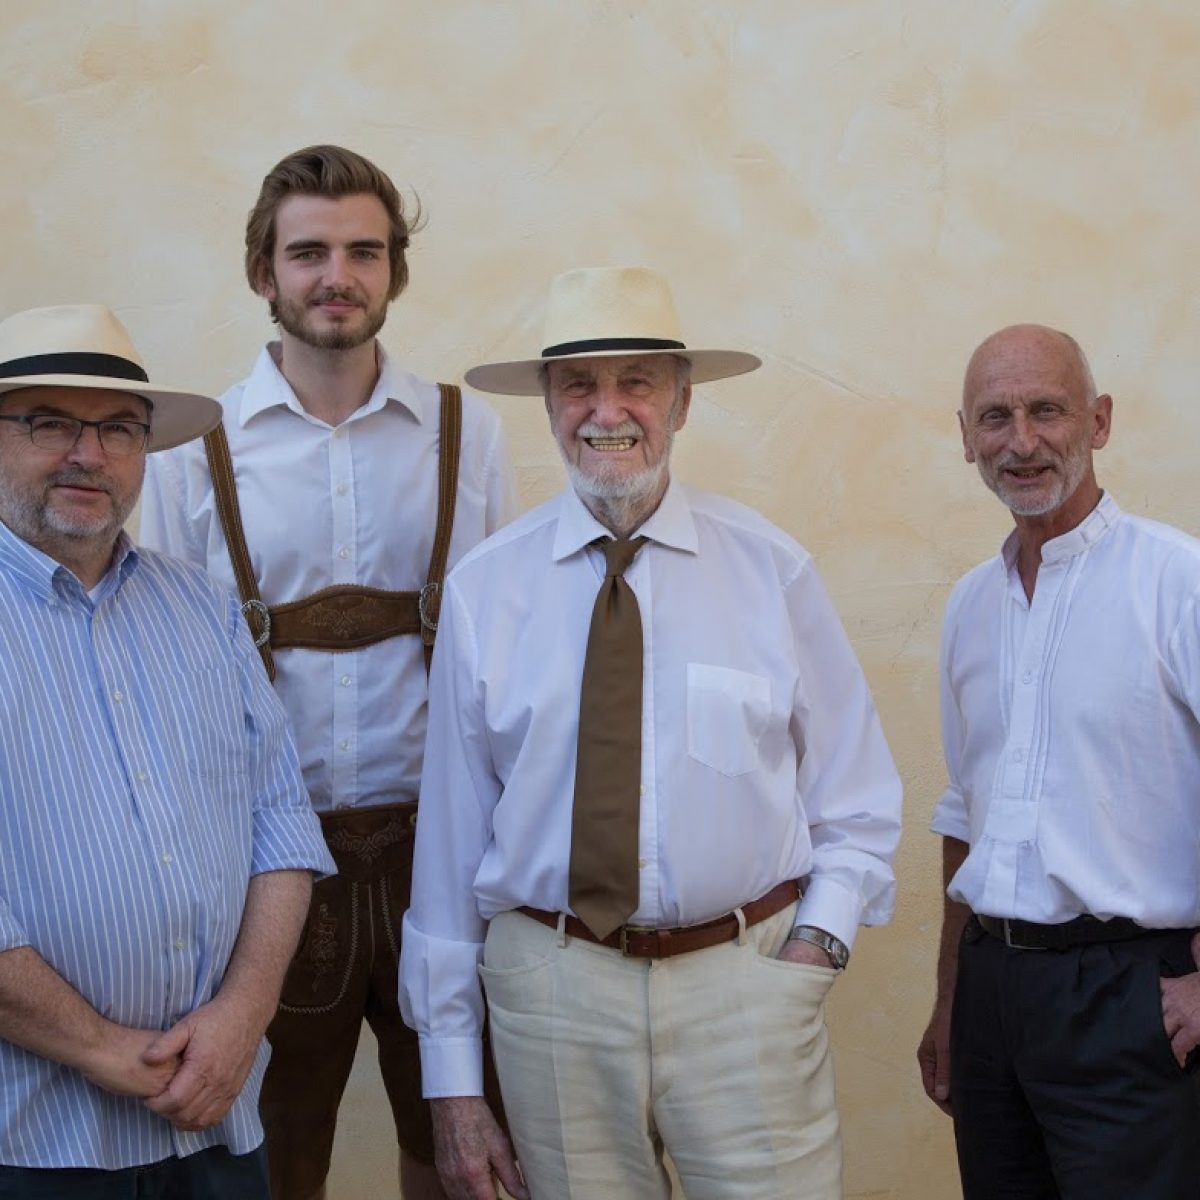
[{"xmin": 518, "ymin": 879, "xmax": 799, "ymax": 959}]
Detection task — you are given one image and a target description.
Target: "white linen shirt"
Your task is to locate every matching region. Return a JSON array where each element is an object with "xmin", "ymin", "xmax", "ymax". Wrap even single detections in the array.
[
  {"xmin": 140, "ymin": 344, "xmax": 516, "ymax": 812},
  {"xmin": 400, "ymin": 480, "xmax": 903, "ymax": 1096},
  {"xmin": 932, "ymin": 494, "xmax": 1200, "ymax": 926}
]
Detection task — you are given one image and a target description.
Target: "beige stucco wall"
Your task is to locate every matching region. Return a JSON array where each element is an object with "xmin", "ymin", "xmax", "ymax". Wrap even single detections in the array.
[{"xmin": 6, "ymin": 2, "xmax": 1200, "ymax": 1196}]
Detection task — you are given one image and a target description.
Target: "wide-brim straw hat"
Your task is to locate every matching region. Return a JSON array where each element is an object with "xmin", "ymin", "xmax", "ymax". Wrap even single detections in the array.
[
  {"xmin": 0, "ymin": 305, "xmax": 222, "ymax": 451},
  {"xmin": 464, "ymin": 266, "xmax": 762, "ymax": 395}
]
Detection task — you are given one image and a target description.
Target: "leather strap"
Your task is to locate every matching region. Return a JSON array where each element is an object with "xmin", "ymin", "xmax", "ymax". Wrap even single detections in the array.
[
  {"xmin": 203, "ymin": 382, "xmax": 464, "ymax": 681},
  {"xmin": 518, "ymin": 879, "xmax": 800, "ymax": 959},
  {"xmin": 974, "ymin": 913, "xmax": 1155, "ymax": 951}
]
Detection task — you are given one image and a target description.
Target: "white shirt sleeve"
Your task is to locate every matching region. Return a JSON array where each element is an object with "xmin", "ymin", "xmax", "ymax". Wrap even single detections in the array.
[
  {"xmin": 139, "ymin": 446, "xmax": 205, "ymax": 565},
  {"xmin": 787, "ymin": 559, "xmax": 903, "ymax": 949},
  {"xmin": 930, "ymin": 584, "xmax": 971, "ymax": 842},
  {"xmin": 399, "ymin": 580, "xmax": 501, "ymax": 1097}
]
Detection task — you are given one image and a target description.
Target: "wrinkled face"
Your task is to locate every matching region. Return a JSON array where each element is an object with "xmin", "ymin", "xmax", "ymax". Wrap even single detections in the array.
[
  {"xmin": 545, "ymin": 355, "xmax": 691, "ymax": 503},
  {"xmin": 260, "ymin": 193, "xmax": 392, "ymax": 351},
  {"xmin": 960, "ymin": 329, "xmax": 1110, "ymax": 518},
  {"xmin": 0, "ymin": 386, "xmax": 147, "ymax": 560}
]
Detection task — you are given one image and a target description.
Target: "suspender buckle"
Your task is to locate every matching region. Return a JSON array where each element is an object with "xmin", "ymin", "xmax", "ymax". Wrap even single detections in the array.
[
  {"xmin": 240, "ymin": 598, "xmax": 272, "ymax": 648},
  {"xmin": 419, "ymin": 582, "xmax": 441, "ymax": 635}
]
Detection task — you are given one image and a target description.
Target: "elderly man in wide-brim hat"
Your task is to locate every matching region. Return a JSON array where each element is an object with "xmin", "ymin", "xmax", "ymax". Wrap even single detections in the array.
[
  {"xmin": 0, "ymin": 305, "xmax": 333, "ymax": 1199},
  {"xmin": 400, "ymin": 266, "xmax": 903, "ymax": 1200}
]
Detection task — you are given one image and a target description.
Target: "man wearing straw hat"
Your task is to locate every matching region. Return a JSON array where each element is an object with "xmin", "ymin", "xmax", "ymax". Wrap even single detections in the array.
[
  {"xmin": 400, "ymin": 265, "xmax": 903, "ymax": 1199},
  {"xmin": 140, "ymin": 145, "xmax": 514, "ymax": 1200},
  {"xmin": 0, "ymin": 304, "xmax": 334, "ymax": 1198}
]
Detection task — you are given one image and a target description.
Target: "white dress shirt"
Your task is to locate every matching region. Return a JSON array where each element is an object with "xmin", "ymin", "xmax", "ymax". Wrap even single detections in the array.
[
  {"xmin": 140, "ymin": 344, "xmax": 516, "ymax": 812},
  {"xmin": 400, "ymin": 480, "xmax": 902, "ymax": 1096},
  {"xmin": 933, "ymin": 494, "xmax": 1200, "ymax": 925}
]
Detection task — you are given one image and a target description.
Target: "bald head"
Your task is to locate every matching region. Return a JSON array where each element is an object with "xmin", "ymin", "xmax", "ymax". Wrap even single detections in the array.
[{"xmin": 963, "ymin": 324, "xmax": 1097, "ymax": 416}]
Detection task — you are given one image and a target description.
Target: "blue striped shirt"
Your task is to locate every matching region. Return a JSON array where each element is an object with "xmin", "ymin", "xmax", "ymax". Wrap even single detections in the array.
[{"xmin": 0, "ymin": 520, "xmax": 336, "ymax": 1168}]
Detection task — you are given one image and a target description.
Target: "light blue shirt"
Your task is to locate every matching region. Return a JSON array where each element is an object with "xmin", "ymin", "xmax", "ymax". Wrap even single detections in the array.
[{"xmin": 0, "ymin": 520, "xmax": 335, "ymax": 1169}]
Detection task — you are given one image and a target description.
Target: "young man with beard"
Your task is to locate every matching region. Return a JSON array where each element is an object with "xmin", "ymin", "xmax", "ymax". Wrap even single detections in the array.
[
  {"xmin": 918, "ymin": 324, "xmax": 1200, "ymax": 1198},
  {"xmin": 140, "ymin": 145, "xmax": 515, "ymax": 1200},
  {"xmin": 0, "ymin": 304, "xmax": 334, "ymax": 1198},
  {"xmin": 399, "ymin": 266, "xmax": 902, "ymax": 1200}
]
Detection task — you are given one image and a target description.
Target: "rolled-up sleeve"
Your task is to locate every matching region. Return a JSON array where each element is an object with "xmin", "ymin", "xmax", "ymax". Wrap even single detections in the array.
[
  {"xmin": 787, "ymin": 560, "xmax": 903, "ymax": 950},
  {"xmin": 0, "ymin": 894, "xmax": 28, "ymax": 955},
  {"xmin": 400, "ymin": 581, "xmax": 499, "ymax": 1097}
]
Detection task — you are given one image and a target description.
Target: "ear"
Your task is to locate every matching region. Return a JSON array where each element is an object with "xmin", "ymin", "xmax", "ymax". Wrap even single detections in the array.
[
  {"xmin": 958, "ymin": 410, "xmax": 975, "ymax": 463},
  {"xmin": 253, "ymin": 258, "xmax": 277, "ymax": 302},
  {"xmin": 671, "ymin": 382, "xmax": 693, "ymax": 432},
  {"xmin": 1090, "ymin": 393, "xmax": 1113, "ymax": 451}
]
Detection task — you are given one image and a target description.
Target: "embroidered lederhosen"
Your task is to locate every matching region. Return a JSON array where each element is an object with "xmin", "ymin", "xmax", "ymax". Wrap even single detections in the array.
[{"xmin": 202, "ymin": 383, "xmax": 463, "ymax": 681}]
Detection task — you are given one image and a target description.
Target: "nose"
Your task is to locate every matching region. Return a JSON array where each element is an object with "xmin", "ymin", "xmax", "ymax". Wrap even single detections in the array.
[
  {"xmin": 322, "ymin": 250, "xmax": 353, "ymax": 289},
  {"xmin": 1010, "ymin": 411, "xmax": 1038, "ymax": 456},
  {"xmin": 65, "ymin": 424, "xmax": 107, "ymax": 466},
  {"xmin": 591, "ymin": 379, "xmax": 629, "ymax": 427}
]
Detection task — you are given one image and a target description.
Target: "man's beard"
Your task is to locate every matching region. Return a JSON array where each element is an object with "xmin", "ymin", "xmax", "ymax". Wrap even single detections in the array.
[
  {"xmin": 0, "ymin": 466, "xmax": 136, "ymax": 552},
  {"xmin": 275, "ymin": 288, "xmax": 388, "ymax": 351},
  {"xmin": 980, "ymin": 440, "xmax": 1090, "ymax": 517},
  {"xmin": 563, "ymin": 419, "xmax": 676, "ymax": 535}
]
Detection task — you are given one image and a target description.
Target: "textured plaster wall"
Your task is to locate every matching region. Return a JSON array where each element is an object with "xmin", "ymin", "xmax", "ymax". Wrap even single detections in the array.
[{"xmin": 5, "ymin": 3, "xmax": 1200, "ymax": 1196}]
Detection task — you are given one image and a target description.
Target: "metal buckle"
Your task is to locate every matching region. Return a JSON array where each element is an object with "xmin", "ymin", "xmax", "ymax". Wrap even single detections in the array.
[
  {"xmin": 418, "ymin": 582, "xmax": 441, "ymax": 633},
  {"xmin": 1001, "ymin": 918, "xmax": 1046, "ymax": 952},
  {"xmin": 619, "ymin": 924, "xmax": 655, "ymax": 957},
  {"xmin": 240, "ymin": 598, "xmax": 271, "ymax": 648}
]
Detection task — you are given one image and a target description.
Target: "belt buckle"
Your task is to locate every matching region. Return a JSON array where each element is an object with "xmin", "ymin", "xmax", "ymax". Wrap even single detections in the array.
[
  {"xmin": 1002, "ymin": 918, "xmax": 1046, "ymax": 952},
  {"xmin": 240, "ymin": 598, "xmax": 271, "ymax": 648},
  {"xmin": 619, "ymin": 924, "xmax": 655, "ymax": 957}
]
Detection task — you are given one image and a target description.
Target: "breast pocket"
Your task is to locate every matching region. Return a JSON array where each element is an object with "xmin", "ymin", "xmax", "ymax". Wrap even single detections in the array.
[{"xmin": 686, "ymin": 663, "xmax": 771, "ymax": 778}]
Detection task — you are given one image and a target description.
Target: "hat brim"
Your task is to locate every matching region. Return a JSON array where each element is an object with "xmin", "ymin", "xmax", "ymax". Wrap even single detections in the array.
[
  {"xmin": 0, "ymin": 374, "xmax": 222, "ymax": 451},
  {"xmin": 464, "ymin": 347, "xmax": 762, "ymax": 396}
]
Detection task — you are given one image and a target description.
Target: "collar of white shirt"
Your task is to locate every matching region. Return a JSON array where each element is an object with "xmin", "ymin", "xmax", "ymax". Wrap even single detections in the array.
[
  {"xmin": 236, "ymin": 341, "xmax": 426, "ymax": 428},
  {"xmin": 999, "ymin": 490, "xmax": 1121, "ymax": 572},
  {"xmin": 551, "ymin": 477, "xmax": 701, "ymax": 562}
]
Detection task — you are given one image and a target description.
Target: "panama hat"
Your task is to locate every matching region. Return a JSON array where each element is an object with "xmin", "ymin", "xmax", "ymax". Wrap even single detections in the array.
[
  {"xmin": 0, "ymin": 304, "xmax": 222, "ymax": 451},
  {"xmin": 464, "ymin": 266, "xmax": 762, "ymax": 395}
]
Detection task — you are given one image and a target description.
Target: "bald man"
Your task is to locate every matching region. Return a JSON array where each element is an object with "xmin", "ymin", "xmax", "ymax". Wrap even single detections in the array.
[{"xmin": 918, "ymin": 325, "xmax": 1200, "ymax": 1199}]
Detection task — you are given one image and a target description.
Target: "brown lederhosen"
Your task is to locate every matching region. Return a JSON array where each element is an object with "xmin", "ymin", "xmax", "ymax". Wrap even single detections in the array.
[
  {"xmin": 204, "ymin": 385, "xmax": 469, "ymax": 1190},
  {"xmin": 203, "ymin": 382, "xmax": 463, "ymax": 681}
]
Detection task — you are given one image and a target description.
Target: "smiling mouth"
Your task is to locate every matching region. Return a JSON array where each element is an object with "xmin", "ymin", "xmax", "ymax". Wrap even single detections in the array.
[
  {"xmin": 585, "ymin": 437, "xmax": 638, "ymax": 451},
  {"xmin": 1004, "ymin": 465, "xmax": 1052, "ymax": 481}
]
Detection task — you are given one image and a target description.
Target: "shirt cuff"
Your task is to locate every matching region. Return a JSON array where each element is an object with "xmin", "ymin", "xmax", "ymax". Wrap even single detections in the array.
[
  {"xmin": 794, "ymin": 876, "xmax": 863, "ymax": 953},
  {"xmin": 418, "ymin": 1037, "xmax": 485, "ymax": 1098},
  {"xmin": 930, "ymin": 787, "xmax": 970, "ymax": 843},
  {"xmin": 251, "ymin": 807, "xmax": 337, "ymax": 879}
]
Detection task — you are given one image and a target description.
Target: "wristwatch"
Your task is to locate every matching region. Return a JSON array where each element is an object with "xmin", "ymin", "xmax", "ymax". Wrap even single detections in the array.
[{"xmin": 786, "ymin": 925, "xmax": 850, "ymax": 969}]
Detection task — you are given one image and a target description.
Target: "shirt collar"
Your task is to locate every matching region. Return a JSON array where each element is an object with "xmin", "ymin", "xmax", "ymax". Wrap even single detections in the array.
[
  {"xmin": 551, "ymin": 477, "xmax": 699, "ymax": 562},
  {"xmin": 237, "ymin": 342, "xmax": 426, "ymax": 428},
  {"xmin": 1000, "ymin": 491, "xmax": 1122, "ymax": 570},
  {"xmin": 0, "ymin": 520, "xmax": 139, "ymax": 604}
]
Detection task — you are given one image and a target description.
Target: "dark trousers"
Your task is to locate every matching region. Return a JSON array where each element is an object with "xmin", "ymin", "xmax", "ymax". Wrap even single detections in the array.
[
  {"xmin": 0, "ymin": 1145, "xmax": 268, "ymax": 1199},
  {"xmin": 951, "ymin": 919, "xmax": 1200, "ymax": 1199}
]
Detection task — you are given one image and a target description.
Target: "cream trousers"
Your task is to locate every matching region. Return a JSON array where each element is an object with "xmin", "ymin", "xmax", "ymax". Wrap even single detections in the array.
[{"xmin": 480, "ymin": 902, "xmax": 842, "ymax": 1199}]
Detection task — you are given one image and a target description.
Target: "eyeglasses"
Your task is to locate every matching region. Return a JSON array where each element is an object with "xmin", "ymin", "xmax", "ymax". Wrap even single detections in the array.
[{"xmin": 0, "ymin": 414, "xmax": 151, "ymax": 456}]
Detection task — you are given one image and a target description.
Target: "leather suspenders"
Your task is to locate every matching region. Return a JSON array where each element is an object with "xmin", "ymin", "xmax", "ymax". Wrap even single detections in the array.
[{"xmin": 203, "ymin": 383, "xmax": 463, "ymax": 681}]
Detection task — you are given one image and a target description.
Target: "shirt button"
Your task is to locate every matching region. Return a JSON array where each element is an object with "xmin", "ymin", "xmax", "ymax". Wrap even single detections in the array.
[
  {"xmin": 341, "ymin": 675, "xmax": 352, "ymax": 687},
  {"xmin": 162, "ymin": 852, "xmax": 173, "ymax": 864},
  {"xmin": 638, "ymin": 858, "xmax": 648, "ymax": 869},
  {"xmin": 1022, "ymin": 672, "xmax": 1033, "ymax": 684},
  {"xmin": 333, "ymin": 427, "xmax": 344, "ymax": 439},
  {"xmin": 174, "ymin": 938, "xmax": 185, "ymax": 951},
  {"xmin": 112, "ymin": 690, "xmax": 124, "ymax": 703},
  {"xmin": 639, "ymin": 785, "xmax": 646, "ymax": 796},
  {"xmin": 340, "ymin": 739, "xmax": 350, "ymax": 751},
  {"xmin": 338, "ymin": 546, "xmax": 351, "ymax": 560},
  {"xmin": 1012, "ymin": 749, "xmax": 1024, "ymax": 763},
  {"xmin": 135, "ymin": 771, "xmax": 149, "ymax": 783},
  {"xmin": 336, "ymin": 483, "xmax": 348, "ymax": 496}
]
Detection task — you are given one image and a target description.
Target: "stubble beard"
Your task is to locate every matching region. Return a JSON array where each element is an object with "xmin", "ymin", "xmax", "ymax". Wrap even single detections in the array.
[
  {"xmin": 0, "ymin": 468, "xmax": 135, "ymax": 562},
  {"xmin": 981, "ymin": 440, "xmax": 1091, "ymax": 517},
  {"xmin": 275, "ymin": 291, "xmax": 388, "ymax": 352}
]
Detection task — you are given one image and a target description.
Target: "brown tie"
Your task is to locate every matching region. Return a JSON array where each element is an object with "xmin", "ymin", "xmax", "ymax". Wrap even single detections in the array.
[{"xmin": 568, "ymin": 536, "xmax": 649, "ymax": 940}]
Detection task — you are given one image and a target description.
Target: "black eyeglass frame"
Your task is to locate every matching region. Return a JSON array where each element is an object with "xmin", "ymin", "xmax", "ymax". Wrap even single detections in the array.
[{"xmin": 0, "ymin": 413, "xmax": 152, "ymax": 456}]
